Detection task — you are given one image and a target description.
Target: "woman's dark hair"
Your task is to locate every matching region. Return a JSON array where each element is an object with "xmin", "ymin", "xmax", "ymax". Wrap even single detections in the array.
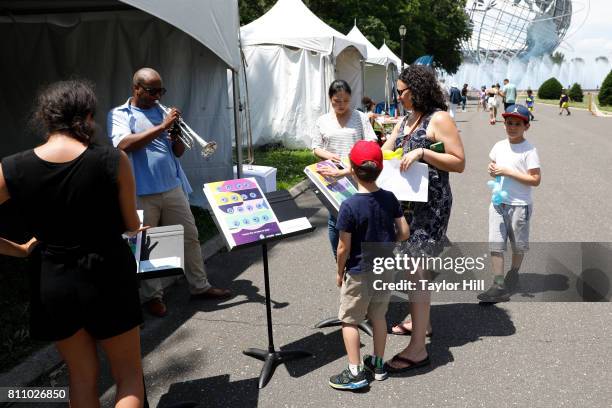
[
  {"xmin": 398, "ymin": 65, "xmax": 447, "ymax": 114},
  {"xmin": 32, "ymin": 79, "xmax": 97, "ymax": 143},
  {"xmin": 362, "ymin": 96, "xmax": 375, "ymax": 109},
  {"xmin": 328, "ymin": 79, "xmax": 352, "ymax": 98}
]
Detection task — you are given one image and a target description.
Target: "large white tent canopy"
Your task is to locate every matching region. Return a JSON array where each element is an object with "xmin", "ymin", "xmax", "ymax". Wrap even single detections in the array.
[
  {"xmin": 240, "ymin": 0, "xmax": 367, "ymax": 148},
  {"xmin": 0, "ymin": 0, "xmax": 241, "ymax": 207},
  {"xmin": 379, "ymin": 41, "xmax": 402, "ymax": 73},
  {"xmin": 346, "ymin": 25, "xmax": 398, "ymax": 110}
]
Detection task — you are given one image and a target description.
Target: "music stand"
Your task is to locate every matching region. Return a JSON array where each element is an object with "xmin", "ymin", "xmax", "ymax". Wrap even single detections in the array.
[{"xmin": 203, "ymin": 180, "xmax": 315, "ymax": 388}]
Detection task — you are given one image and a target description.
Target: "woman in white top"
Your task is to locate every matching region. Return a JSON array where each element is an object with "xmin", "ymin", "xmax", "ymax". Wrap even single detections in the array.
[{"xmin": 311, "ymin": 79, "xmax": 377, "ymax": 257}]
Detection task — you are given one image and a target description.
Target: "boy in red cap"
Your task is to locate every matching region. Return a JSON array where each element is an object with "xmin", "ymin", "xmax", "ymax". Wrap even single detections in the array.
[
  {"xmin": 478, "ymin": 104, "xmax": 541, "ymax": 303},
  {"xmin": 329, "ymin": 141, "xmax": 409, "ymax": 390}
]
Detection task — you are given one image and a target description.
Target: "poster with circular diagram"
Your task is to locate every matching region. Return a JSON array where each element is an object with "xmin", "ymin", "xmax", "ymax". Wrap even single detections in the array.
[{"xmin": 204, "ymin": 178, "xmax": 282, "ymax": 249}]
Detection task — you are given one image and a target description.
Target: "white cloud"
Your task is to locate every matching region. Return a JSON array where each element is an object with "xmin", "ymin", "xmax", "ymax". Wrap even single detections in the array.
[{"xmin": 562, "ymin": 0, "xmax": 612, "ymax": 59}]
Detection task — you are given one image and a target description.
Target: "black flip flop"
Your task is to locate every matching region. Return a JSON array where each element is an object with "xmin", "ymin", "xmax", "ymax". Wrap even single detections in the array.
[{"xmin": 385, "ymin": 354, "xmax": 431, "ymax": 374}]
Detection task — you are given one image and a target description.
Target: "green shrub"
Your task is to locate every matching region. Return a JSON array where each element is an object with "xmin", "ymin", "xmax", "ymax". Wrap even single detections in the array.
[
  {"xmin": 568, "ymin": 83, "xmax": 584, "ymax": 102},
  {"xmin": 599, "ymin": 70, "xmax": 612, "ymax": 106},
  {"xmin": 538, "ymin": 77, "xmax": 563, "ymax": 100}
]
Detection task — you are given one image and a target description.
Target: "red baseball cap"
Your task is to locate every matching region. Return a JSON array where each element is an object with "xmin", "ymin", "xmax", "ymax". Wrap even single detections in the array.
[{"xmin": 349, "ymin": 140, "xmax": 383, "ymax": 170}]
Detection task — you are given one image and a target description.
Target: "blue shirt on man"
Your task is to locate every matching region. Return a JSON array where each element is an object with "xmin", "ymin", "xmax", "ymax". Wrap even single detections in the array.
[
  {"xmin": 107, "ymin": 98, "xmax": 192, "ymax": 196},
  {"xmin": 336, "ymin": 189, "xmax": 403, "ymax": 274}
]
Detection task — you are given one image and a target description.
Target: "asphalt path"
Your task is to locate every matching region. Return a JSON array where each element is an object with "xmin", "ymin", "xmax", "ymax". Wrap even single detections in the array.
[{"xmin": 36, "ymin": 102, "xmax": 612, "ymax": 407}]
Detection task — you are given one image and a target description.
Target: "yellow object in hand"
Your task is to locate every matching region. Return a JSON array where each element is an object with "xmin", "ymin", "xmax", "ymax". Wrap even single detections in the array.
[{"xmin": 383, "ymin": 148, "xmax": 403, "ymax": 160}]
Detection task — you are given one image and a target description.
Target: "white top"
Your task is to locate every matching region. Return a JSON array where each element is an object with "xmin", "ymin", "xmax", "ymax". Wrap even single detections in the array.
[
  {"xmin": 312, "ymin": 110, "xmax": 377, "ymax": 158},
  {"xmin": 489, "ymin": 139, "xmax": 540, "ymax": 205}
]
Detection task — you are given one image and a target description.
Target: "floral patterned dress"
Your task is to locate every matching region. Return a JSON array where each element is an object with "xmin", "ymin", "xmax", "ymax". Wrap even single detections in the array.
[{"xmin": 395, "ymin": 110, "xmax": 452, "ymax": 256}]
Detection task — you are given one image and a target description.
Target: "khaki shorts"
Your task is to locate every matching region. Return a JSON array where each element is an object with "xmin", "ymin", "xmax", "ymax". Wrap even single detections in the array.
[{"xmin": 338, "ymin": 273, "xmax": 390, "ymax": 325}]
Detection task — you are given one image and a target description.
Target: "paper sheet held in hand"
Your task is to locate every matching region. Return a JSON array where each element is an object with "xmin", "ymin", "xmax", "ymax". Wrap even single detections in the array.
[{"xmin": 376, "ymin": 159, "xmax": 429, "ymax": 202}]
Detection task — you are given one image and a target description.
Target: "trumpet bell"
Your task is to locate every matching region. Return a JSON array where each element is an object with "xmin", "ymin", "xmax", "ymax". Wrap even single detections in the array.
[{"xmin": 201, "ymin": 141, "xmax": 217, "ymax": 158}]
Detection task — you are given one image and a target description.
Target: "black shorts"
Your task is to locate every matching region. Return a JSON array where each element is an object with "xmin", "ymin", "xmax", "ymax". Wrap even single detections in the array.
[{"xmin": 28, "ymin": 241, "xmax": 143, "ymax": 342}]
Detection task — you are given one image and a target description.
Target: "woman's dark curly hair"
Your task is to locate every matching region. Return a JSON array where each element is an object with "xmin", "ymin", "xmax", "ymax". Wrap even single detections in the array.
[
  {"xmin": 32, "ymin": 79, "xmax": 97, "ymax": 144},
  {"xmin": 398, "ymin": 65, "xmax": 447, "ymax": 114}
]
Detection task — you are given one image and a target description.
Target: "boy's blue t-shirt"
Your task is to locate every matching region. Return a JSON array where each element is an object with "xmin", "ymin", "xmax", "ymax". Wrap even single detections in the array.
[{"xmin": 336, "ymin": 189, "xmax": 403, "ymax": 274}]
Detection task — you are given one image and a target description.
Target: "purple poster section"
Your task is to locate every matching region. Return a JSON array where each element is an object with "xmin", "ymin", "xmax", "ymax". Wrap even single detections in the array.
[{"xmin": 208, "ymin": 178, "xmax": 282, "ymax": 247}]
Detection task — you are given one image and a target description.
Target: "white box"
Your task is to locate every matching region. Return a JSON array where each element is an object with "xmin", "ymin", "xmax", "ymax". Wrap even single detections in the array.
[{"xmin": 233, "ymin": 165, "xmax": 277, "ymax": 193}]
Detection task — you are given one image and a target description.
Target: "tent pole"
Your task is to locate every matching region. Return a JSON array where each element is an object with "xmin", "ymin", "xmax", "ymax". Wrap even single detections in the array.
[{"xmin": 232, "ymin": 69, "xmax": 243, "ymax": 178}]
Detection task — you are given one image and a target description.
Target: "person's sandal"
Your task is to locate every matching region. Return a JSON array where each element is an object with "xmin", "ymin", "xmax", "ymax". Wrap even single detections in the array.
[{"xmin": 384, "ymin": 354, "xmax": 430, "ymax": 374}]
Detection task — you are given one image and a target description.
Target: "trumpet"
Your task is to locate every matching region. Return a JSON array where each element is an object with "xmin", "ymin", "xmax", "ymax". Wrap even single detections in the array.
[{"xmin": 156, "ymin": 101, "xmax": 217, "ymax": 158}]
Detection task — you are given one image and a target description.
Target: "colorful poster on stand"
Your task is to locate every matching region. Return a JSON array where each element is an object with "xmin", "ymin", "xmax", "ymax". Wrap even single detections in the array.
[
  {"xmin": 304, "ymin": 160, "xmax": 358, "ymax": 215},
  {"xmin": 203, "ymin": 178, "xmax": 282, "ymax": 250}
]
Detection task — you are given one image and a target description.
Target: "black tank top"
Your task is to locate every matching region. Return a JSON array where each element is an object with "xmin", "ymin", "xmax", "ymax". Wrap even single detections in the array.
[{"xmin": 1, "ymin": 145, "xmax": 125, "ymax": 248}]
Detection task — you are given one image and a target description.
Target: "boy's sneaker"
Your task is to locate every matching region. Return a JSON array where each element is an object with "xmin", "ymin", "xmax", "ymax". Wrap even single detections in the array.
[
  {"xmin": 329, "ymin": 368, "xmax": 368, "ymax": 390},
  {"xmin": 504, "ymin": 269, "xmax": 519, "ymax": 291},
  {"xmin": 363, "ymin": 355, "xmax": 388, "ymax": 381},
  {"xmin": 477, "ymin": 283, "xmax": 510, "ymax": 303}
]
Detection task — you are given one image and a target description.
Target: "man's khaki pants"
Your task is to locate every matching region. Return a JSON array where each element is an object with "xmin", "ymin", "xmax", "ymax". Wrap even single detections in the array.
[{"xmin": 138, "ymin": 186, "xmax": 211, "ymax": 301}]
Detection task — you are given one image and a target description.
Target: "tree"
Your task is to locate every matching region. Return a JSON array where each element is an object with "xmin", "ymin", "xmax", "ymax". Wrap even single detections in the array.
[
  {"xmin": 550, "ymin": 51, "xmax": 565, "ymax": 65},
  {"xmin": 599, "ymin": 70, "xmax": 612, "ymax": 107},
  {"xmin": 568, "ymin": 83, "xmax": 583, "ymax": 102},
  {"xmin": 239, "ymin": 0, "xmax": 471, "ymax": 73},
  {"xmin": 538, "ymin": 77, "xmax": 563, "ymax": 100}
]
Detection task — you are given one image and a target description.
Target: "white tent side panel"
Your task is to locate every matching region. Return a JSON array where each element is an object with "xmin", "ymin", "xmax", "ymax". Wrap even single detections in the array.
[
  {"xmin": 334, "ymin": 47, "xmax": 364, "ymax": 111},
  {"xmin": 242, "ymin": 45, "xmax": 331, "ymax": 148},
  {"xmin": 0, "ymin": 11, "xmax": 233, "ymax": 207},
  {"xmin": 364, "ymin": 65, "xmax": 387, "ymax": 104}
]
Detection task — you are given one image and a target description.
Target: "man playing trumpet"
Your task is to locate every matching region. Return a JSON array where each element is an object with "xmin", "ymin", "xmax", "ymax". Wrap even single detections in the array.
[{"xmin": 107, "ymin": 67, "xmax": 231, "ymax": 318}]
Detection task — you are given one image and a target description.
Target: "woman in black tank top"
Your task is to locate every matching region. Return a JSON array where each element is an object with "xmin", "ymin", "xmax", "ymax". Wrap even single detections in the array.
[{"xmin": 0, "ymin": 80, "xmax": 144, "ymax": 407}]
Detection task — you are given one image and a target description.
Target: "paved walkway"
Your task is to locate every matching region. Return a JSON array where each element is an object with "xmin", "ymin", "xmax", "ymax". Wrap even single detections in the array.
[{"xmin": 27, "ymin": 102, "xmax": 612, "ymax": 407}]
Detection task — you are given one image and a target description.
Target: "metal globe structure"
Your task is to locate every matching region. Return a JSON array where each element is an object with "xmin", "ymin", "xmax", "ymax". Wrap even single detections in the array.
[{"xmin": 463, "ymin": 0, "xmax": 573, "ymax": 62}]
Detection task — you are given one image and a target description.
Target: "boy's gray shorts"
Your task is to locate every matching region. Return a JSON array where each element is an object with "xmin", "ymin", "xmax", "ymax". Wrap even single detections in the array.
[{"xmin": 489, "ymin": 203, "xmax": 532, "ymax": 253}]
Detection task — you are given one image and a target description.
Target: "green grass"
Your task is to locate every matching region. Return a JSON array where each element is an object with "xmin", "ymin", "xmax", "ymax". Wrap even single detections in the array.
[{"xmin": 252, "ymin": 147, "xmax": 316, "ymax": 190}]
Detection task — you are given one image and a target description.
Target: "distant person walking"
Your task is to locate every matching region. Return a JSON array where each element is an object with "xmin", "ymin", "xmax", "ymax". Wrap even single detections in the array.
[
  {"xmin": 559, "ymin": 90, "xmax": 571, "ymax": 115},
  {"xmin": 525, "ymin": 89, "xmax": 536, "ymax": 120},
  {"xmin": 501, "ymin": 78, "xmax": 517, "ymax": 110},
  {"xmin": 448, "ymin": 84, "xmax": 462, "ymax": 119},
  {"xmin": 479, "ymin": 86, "xmax": 487, "ymax": 112},
  {"xmin": 461, "ymin": 84, "xmax": 468, "ymax": 112},
  {"xmin": 487, "ymin": 86, "xmax": 498, "ymax": 125}
]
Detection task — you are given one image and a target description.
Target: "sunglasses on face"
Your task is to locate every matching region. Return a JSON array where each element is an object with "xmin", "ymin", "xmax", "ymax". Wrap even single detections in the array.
[
  {"xmin": 397, "ymin": 87, "xmax": 409, "ymax": 97},
  {"xmin": 138, "ymin": 83, "xmax": 167, "ymax": 96}
]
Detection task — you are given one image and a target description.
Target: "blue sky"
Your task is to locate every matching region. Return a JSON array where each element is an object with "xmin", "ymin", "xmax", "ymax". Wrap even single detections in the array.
[{"xmin": 561, "ymin": 0, "xmax": 612, "ymax": 60}]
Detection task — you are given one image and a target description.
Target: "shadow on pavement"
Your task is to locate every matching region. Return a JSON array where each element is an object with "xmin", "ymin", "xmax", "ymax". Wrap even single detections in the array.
[
  {"xmin": 156, "ymin": 374, "xmax": 259, "ymax": 408},
  {"xmin": 387, "ymin": 302, "xmax": 516, "ymax": 373},
  {"xmin": 281, "ymin": 330, "xmax": 349, "ymax": 378}
]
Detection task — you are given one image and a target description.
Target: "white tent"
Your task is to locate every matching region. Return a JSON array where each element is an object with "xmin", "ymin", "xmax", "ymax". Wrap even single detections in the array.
[
  {"xmin": 0, "ymin": 0, "xmax": 241, "ymax": 207},
  {"xmin": 379, "ymin": 41, "xmax": 402, "ymax": 73},
  {"xmin": 346, "ymin": 25, "xmax": 398, "ymax": 111},
  {"xmin": 240, "ymin": 0, "xmax": 368, "ymax": 148}
]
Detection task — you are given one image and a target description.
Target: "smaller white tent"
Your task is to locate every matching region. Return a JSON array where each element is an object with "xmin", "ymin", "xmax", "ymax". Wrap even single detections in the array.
[
  {"xmin": 240, "ymin": 0, "xmax": 368, "ymax": 148},
  {"xmin": 379, "ymin": 41, "xmax": 402, "ymax": 73},
  {"xmin": 346, "ymin": 26, "xmax": 398, "ymax": 110}
]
